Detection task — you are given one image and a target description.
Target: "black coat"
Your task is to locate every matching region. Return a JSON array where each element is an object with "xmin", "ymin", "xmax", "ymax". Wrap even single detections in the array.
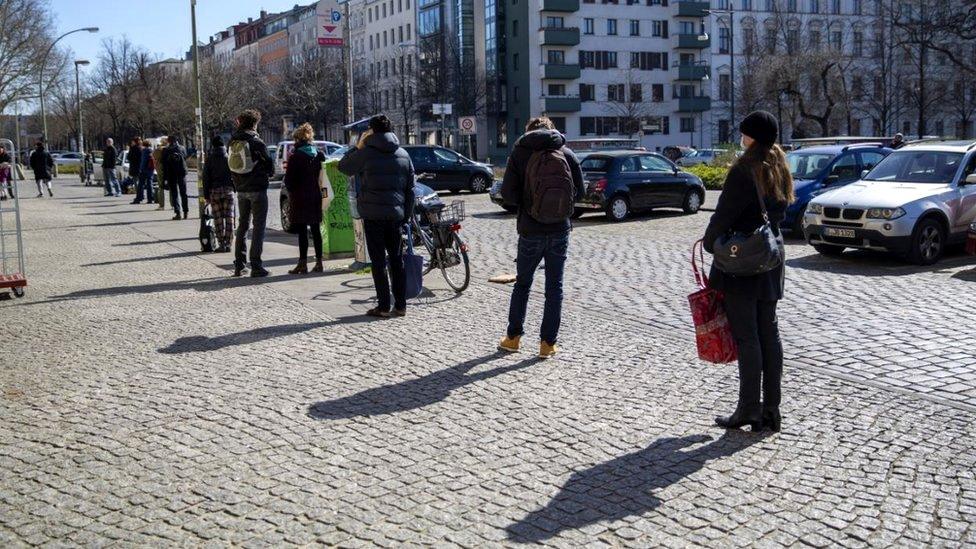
[
  {"xmin": 161, "ymin": 144, "xmax": 188, "ymax": 181},
  {"xmin": 703, "ymin": 163, "xmax": 788, "ymax": 301},
  {"xmin": 284, "ymin": 144, "xmax": 326, "ymax": 230},
  {"xmin": 29, "ymin": 148, "xmax": 54, "ymax": 179},
  {"xmin": 228, "ymin": 129, "xmax": 274, "ymax": 193},
  {"xmin": 500, "ymin": 129, "xmax": 585, "ymax": 237},
  {"xmin": 127, "ymin": 145, "xmax": 143, "ymax": 176},
  {"xmin": 102, "ymin": 145, "xmax": 117, "ymax": 169},
  {"xmin": 0, "ymin": 152, "xmax": 11, "ymax": 164},
  {"xmin": 337, "ymin": 132, "xmax": 415, "ymax": 222},
  {"xmin": 202, "ymin": 146, "xmax": 234, "ymax": 194}
]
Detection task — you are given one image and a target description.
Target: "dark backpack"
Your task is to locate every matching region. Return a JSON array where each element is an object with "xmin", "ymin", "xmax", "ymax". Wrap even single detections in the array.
[
  {"xmin": 166, "ymin": 148, "xmax": 187, "ymax": 178},
  {"xmin": 524, "ymin": 148, "xmax": 575, "ymax": 224}
]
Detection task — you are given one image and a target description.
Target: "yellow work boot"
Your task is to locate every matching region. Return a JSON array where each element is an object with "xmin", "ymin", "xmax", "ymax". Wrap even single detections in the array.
[
  {"xmin": 539, "ymin": 341, "xmax": 559, "ymax": 360},
  {"xmin": 498, "ymin": 335, "xmax": 521, "ymax": 353}
]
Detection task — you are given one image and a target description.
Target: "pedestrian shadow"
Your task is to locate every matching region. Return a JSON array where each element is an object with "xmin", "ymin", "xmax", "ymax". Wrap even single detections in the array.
[
  {"xmin": 307, "ymin": 354, "xmax": 537, "ymax": 420},
  {"xmin": 158, "ymin": 317, "xmax": 375, "ymax": 354},
  {"xmin": 82, "ymin": 250, "xmax": 199, "ymax": 267},
  {"xmin": 505, "ymin": 431, "xmax": 770, "ymax": 543},
  {"xmin": 112, "ymin": 237, "xmax": 197, "ymax": 247},
  {"xmin": 952, "ymin": 267, "xmax": 976, "ymax": 282}
]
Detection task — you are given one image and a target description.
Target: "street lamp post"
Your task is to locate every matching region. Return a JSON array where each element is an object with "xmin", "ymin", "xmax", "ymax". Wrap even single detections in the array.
[
  {"xmin": 74, "ymin": 60, "xmax": 90, "ymax": 153},
  {"xmin": 190, "ymin": 0, "xmax": 207, "ymax": 224},
  {"xmin": 701, "ymin": 3, "xmax": 735, "ymax": 143},
  {"xmin": 38, "ymin": 27, "xmax": 99, "ymax": 142}
]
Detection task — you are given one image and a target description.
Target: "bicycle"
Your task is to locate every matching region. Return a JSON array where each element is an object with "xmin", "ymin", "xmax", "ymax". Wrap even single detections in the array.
[{"xmin": 406, "ymin": 193, "xmax": 471, "ymax": 293}]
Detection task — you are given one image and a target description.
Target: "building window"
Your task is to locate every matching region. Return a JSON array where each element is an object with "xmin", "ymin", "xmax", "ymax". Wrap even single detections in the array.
[
  {"xmin": 581, "ymin": 117, "xmax": 595, "ymax": 135},
  {"xmin": 514, "ymin": 86, "xmax": 519, "ymax": 103},
  {"xmin": 607, "ymin": 19, "xmax": 617, "ymax": 36},
  {"xmin": 830, "ymin": 30, "xmax": 842, "ymax": 50},
  {"xmin": 741, "ymin": 0, "xmax": 752, "ymax": 9},
  {"xmin": 718, "ymin": 120, "xmax": 730, "ymax": 142},
  {"xmin": 547, "ymin": 50, "xmax": 565, "ymax": 64},
  {"xmin": 584, "ymin": 18, "xmax": 594, "ymax": 35},
  {"xmin": 787, "ymin": 0, "xmax": 797, "ymax": 10},
  {"xmin": 902, "ymin": 121, "xmax": 910, "ymax": 134},
  {"xmin": 550, "ymin": 117, "xmax": 567, "ymax": 133},
  {"xmin": 513, "ymin": 19, "xmax": 518, "ymax": 36},
  {"xmin": 719, "ymin": 27, "xmax": 730, "ymax": 53},
  {"xmin": 630, "ymin": 20, "xmax": 640, "ymax": 36},
  {"xmin": 652, "ymin": 20, "xmax": 669, "ymax": 38},
  {"xmin": 513, "ymin": 53, "xmax": 519, "ymax": 71},
  {"xmin": 680, "ymin": 117, "xmax": 695, "ymax": 133},
  {"xmin": 852, "ymin": 0, "xmax": 862, "ymax": 14},
  {"xmin": 765, "ymin": 29, "xmax": 776, "ymax": 53},
  {"xmin": 786, "ymin": 29, "xmax": 798, "ymax": 53},
  {"xmin": 719, "ymin": 74, "xmax": 731, "ymax": 100},
  {"xmin": 810, "ymin": 30, "xmax": 821, "ymax": 50},
  {"xmin": 853, "ymin": 31, "xmax": 863, "ymax": 56},
  {"xmin": 548, "ymin": 84, "xmax": 566, "ymax": 95},
  {"xmin": 831, "ymin": 0, "xmax": 841, "ymax": 13},
  {"xmin": 630, "ymin": 83, "xmax": 642, "ymax": 101},
  {"xmin": 545, "ymin": 16, "xmax": 564, "ymax": 28},
  {"xmin": 608, "ymin": 83, "xmax": 625, "ymax": 101},
  {"xmin": 651, "ymin": 84, "xmax": 664, "ymax": 102},
  {"xmin": 580, "ymin": 83, "xmax": 595, "ymax": 101},
  {"xmin": 678, "ymin": 21, "xmax": 695, "ymax": 34},
  {"xmin": 630, "ymin": 51, "xmax": 668, "ymax": 70},
  {"xmin": 810, "ymin": 0, "xmax": 819, "ymax": 12}
]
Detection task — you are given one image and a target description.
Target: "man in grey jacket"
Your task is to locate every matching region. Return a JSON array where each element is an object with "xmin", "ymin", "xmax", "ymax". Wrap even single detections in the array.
[{"xmin": 338, "ymin": 115, "xmax": 415, "ymax": 317}]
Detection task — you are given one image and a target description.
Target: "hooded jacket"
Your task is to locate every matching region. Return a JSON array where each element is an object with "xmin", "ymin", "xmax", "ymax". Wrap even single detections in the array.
[
  {"xmin": 29, "ymin": 146, "xmax": 54, "ymax": 180},
  {"xmin": 127, "ymin": 144, "xmax": 143, "ymax": 177},
  {"xmin": 337, "ymin": 132, "xmax": 415, "ymax": 222},
  {"xmin": 500, "ymin": 129, "xmax": 585, "ymax": 236},
  {"xmin": 202, "ymin": 146, "xmax": 234, "ymax": 195},
  {"xmin": 228, "ymin": 129, "xmax": 274, "ymax": 194}
]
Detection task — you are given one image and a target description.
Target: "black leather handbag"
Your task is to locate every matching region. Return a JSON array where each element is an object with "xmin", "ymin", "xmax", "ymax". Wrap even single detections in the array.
[{"xmin": 712, "ymin": 181, "xmax": 784, "ymax": 276}]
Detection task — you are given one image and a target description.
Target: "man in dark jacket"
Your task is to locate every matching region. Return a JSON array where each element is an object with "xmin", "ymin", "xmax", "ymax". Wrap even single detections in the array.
[
  {"xmin": 498, "ymin": 117, "xmax": 585, "ymax": 359},
  {"xmin": 161, "ymin": 135, "xmax": 189, "ymax": 220},
  {"xmin": 202, "ymin": 136, "xmax": 236, "ymax": 252},
  {"xmin": 338, "ymin": 115, "xmax": 415, "ymax": 317},
  {"xmin": 102, "ymin": 138, "xmax": 121, "ymax": 197},
  {"xmin": 137, "ymin": 140, "xmax": 154, "ymax": 206},
  {"xmin": 128, "ymin": 138, "xmax": 144, "ymax": 203},
  {"xmin": 29, "ymin": 142, "xmax": 55, "ymax": 197},
  {"xmin": 229, "ymin": 109, "xmax": 274, "ymax": 277}
]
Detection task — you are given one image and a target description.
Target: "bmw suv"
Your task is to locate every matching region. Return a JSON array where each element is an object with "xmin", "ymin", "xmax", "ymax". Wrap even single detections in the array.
[{"xmin": 803, "ymin": 141, "xmax": 976, "ymax": 265}]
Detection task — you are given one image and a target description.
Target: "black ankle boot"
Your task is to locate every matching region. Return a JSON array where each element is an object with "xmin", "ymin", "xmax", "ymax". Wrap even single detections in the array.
[
  {"xmin": 762, "ymin": 408, "xmax": 782, "ymax": 432},
  {"xmin": 715, "ymin": 408, "xmax": 762, "ymax": 431}
]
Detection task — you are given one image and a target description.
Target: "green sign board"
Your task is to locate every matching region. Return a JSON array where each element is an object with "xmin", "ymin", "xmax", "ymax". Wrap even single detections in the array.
[{"xmin": 321, "ymin": 159, "xmax": 355, "ymax": 254}]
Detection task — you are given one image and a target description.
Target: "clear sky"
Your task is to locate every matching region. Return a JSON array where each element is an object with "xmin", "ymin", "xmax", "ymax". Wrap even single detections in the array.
[{"xmin": 49, "ymin": 0, "xmax": 309, "ymax": 65}]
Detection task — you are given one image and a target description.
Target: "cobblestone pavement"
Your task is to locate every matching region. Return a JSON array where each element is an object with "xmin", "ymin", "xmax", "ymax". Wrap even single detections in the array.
[{"xmin": 1, "ymin": 181, "xmax": 975, "ymax": 546}]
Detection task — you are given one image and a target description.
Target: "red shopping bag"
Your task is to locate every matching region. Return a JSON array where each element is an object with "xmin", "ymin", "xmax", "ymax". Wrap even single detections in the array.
[{"xmin": 688, "ymin": 239, "xmax": 738, "ymax": 364}]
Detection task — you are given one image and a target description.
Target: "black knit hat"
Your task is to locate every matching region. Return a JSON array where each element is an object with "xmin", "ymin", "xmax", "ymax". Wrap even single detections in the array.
[
  {"xmin": 739, "ymin": 110, "xmax": 778, "ymax": 146},
  {"xmin": 211, "ymin": 135, "xmax": 224, "ymax": 148}
]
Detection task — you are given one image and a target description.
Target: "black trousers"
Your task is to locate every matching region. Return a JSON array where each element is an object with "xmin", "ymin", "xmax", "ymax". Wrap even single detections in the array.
[
  {"xmin": 168, "ymin": 178, "xmax": 189, "ymax": 214},
  {"xmin": 297, "ymin": 224, "xmax": 323, "ymax": 262},
  {"xmin": 723, "ymin": 293, "xmax": 783, "ymax": 414},
  {"xmin": 364, "ymin": 219, "xmax": 406, "ymax": 311}
]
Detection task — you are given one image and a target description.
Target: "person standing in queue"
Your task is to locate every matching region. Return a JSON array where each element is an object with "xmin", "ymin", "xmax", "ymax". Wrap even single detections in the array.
[
  {"xmin": 337, "ymin": 115, "xmax": 415, "ymax": 318},
  {"xmin": 703, "ymin": 111, "xmax": 795, "ymax": 433},
  {"xmin": 228, "ymin": 109, "xmax": 275, "ymax": 278},
  {"xmin": 128, "ymin": 138, "xmax": 144, "ymax": 204},
  {"xmin": 284, "ymin": 123, "xmax": 327, "ymax": 275},
  {"xmin": 152, "ymin": 139, "xmax": 167, "ymax": 210},
  {"xmin": 102, "ymin": 138, "xmax": 121, "ymax": 197},
  {"xmin": 202, "ymin": 136, "xmax": 236, "ymax": 253},
  {"xmin": 162, "ymin": 136, "xmax": 189, "ymax": 220}
]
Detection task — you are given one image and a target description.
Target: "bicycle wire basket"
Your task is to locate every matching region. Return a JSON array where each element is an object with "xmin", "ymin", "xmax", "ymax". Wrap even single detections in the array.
[{"xmin": 426, "ymin": 200, "xmax": 465, "ymax": 226}]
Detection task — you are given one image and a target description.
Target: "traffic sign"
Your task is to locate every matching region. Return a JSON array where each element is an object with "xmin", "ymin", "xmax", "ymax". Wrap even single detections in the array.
[
  {"xmin": 432, "ymin": 103, "xmax": 453, "ymax": 115},
  {"xmin": 459, "ymin": 116, "xmax": 477, "ymax": 135},
  {"xmin": 318, "ymin": 10, "xmax": 344, "ymax": 46}
]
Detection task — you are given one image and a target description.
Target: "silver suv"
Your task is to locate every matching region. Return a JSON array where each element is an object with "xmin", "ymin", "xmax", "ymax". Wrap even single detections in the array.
[{"xmin": 803, "ymin": 140, "xmax": 976, "ymax": 265}]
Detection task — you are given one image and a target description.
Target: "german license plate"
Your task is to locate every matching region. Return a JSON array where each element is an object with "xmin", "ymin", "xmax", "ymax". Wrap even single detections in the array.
[{"xmin": 824, "ymin": 227, "xmax": 856, "ymax": 238}]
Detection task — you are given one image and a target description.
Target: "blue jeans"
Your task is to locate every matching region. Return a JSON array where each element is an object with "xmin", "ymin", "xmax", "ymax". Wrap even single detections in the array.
[
  {"xmin": 135, "ymin": 172, "xmax": 154, "ymax": 202},
  {"xmin": 507, "ymin": 231, "xmax": 569, "ymax": 345},
  {"xmin": 103, "ymin": 168, "xmax": 120, "ymax": 196}
]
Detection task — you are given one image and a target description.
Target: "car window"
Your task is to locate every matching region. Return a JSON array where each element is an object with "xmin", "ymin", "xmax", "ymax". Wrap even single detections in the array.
[
  {"xmin": 432, "ymin": 148, "xmax": 459, "ymax": 164},
  {"xmin": 639, "ymin": 155, "xmax": 673, "ymax": 172},
  {"xmin": 864, "ymin": 151, "xmax": 963, "ymax": 184},
  {"xmin": 580, "ymin": 157, "xmax": 610, "ymax": 172},
  {"xmin": 407, "ymin": 148, "xmax": 434, "ymax": 165},
  {"xmin": 859, "ymin": 151, "xmax": 885, "ymax": 171},
  {"xmin": 787, "ymin": 152, "xmax": 834, "ymax": 179},
  {"xmin": 830, "ymin": 153, "xmax": 860, "ymax": 181},
  {"xmin": 619, "ymin": 157, "xmax": 640, "ymax": 173}
]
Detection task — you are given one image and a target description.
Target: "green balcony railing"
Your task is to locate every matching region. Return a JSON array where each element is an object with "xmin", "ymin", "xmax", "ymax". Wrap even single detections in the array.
[
  {"xmin": 677, "ymin": 1, "xmax": 710, "ymax": 17},
  {"xmin": 541, "ymin": 27, "xmax": 581, "ymax": 46},
  {"xmin": 542, "ymin": 0, "xmax": 580, "ymax": 11},
  {"xmin": 675, "ymin": 64, "xmax": 710, "ymax": 80},
  {"xmin": 543, "ymin": 63, "xmax": 582, "ymax": 79},
  {"xmin": 677, "ymin": 33, "xmax": 710, "ymax": 48},
  {"xmin": 544, "ymin": 96, "xmax": 582, "ymax": 112},
  {"xmin": 676, "ymin": 96, "xmax": 712, "ymax": 112}
]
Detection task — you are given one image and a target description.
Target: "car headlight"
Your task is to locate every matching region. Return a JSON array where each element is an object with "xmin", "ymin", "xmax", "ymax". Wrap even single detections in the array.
[
  {"xmin": 866, "ymin": 207, "xmax": 906, "ymax": 220},
  {"xmin": 807, "ymin": 203, "xmax": 823, "ymax": 214}
]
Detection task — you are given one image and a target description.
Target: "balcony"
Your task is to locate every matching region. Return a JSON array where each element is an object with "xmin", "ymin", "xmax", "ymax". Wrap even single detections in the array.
[
  {"xmin": 542, "ymin": 0, "xmax": 580, "ymax": 11},
  {"xmin": 543, "ymin": 63, "xmax": 581, "ymax": 79},
  {"xmin": 676, "ymin": 1, "xmax": 710, "ymax": 17},
  {"xmin": 673, "ymin": 62, "xmax": 710, "ymax": 80},
  {"xmin": 540, "ymin": 27, "xmax": 581, "ymax": 46},
  {"xmin": 677, "ymin": 33, "xmax": 710, "ymax": 49},
  {"xmin": 675, "ymin": 95, "xmax": 712, "ymax": 112},
  {"xmin": 544, "ymin": 96, "xmax": 582, "ymax": 112}
]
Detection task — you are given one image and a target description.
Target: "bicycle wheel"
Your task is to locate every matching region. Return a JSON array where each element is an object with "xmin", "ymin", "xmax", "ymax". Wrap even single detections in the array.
[{"xmin": 440, "ymin": 233, "xmax": 470, "ymax": 293}]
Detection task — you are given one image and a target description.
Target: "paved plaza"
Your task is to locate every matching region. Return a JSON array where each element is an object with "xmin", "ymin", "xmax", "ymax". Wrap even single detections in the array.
[{"xmin": 1, "ymin": 178, "xmax": 976, "ymax": 546}]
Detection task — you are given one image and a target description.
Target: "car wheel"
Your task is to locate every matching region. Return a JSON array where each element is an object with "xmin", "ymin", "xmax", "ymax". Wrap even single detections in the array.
[
  {"xmin": 682, "ymin": 190, "xmax": 702, "ymax": 214},
  {"xmin": 280, "ymin": 197, "xmax": 291, "ymax": 233},
  {"xmin": 469, "ymin": 174, "xmax": 490, "ymax": 193},
  {"xmin": 571, "ymin": 208, "xmax": 585, "ymax": 219},
  {"xmin": 813, "ymin": 244, "xmax": 846, "ymax": 256},
  {"xmin": 605, "ymin": 196, "xmax": 629, "ymax": 222},
  {"xmin": 908, "ymin": 217, "xmax": 945, "ymax": 266}
]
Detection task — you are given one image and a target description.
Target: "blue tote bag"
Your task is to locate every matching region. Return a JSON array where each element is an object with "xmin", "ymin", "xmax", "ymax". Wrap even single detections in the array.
[{"xmin": 404, "ymin": 224, "xmax": 424, "ymax": 299}]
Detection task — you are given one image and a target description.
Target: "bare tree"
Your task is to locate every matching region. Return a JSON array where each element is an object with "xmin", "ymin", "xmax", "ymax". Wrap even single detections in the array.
[
  {"xmin": 89, "ymin": 37, "xmax": 141, "ymax": 138},
  {"xmin": 604, "ymin": 69, "xmax": 661, "ymax": 137},
  {"xmin": 0, "ymin": 0, "xmax": 62, "ymax": 114},
  {"xmin": 275, "ymin": 51, "xmax": 347, "ymax": 141},
  {"xmin": 894, "ymin": 2, "xmax": 953, "ymax": 137}
]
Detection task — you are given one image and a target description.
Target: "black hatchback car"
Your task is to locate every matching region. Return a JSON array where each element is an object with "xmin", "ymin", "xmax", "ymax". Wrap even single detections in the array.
[
  {"xmin": 403, "ymin": 145, "xmax": 494, "ymax": 194},
  {"xmin": 576, "ymin": 151, "xmax": 706, "ymax": 221}
]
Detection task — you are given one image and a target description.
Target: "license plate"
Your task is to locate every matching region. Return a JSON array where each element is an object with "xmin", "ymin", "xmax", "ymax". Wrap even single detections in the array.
[{"xmin": 824, "ymin": 227, "xmax": 856, "ymax": 238}]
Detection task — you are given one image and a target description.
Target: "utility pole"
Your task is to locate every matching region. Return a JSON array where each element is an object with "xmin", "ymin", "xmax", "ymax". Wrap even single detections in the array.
[
  {"xmin": 190, "ymin": 0, "xmax": 207, "ymax": 221},
  {"xmin": 343, "ymin": 0, "xmax": 354, "ymax": 126},
  {"xmin": 74, "ymin": 60, "xmax": 90, "ymax": 153}
]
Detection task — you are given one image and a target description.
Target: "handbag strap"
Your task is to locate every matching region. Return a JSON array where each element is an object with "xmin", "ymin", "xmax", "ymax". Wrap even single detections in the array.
[
  {"xmin": 691, "ymin": 239, "xmax": 708, "ymax": 289},
  {"xmin": 752, "ymin": 177, "xmax": 771, "ymax": 224},
  {"xmin": 405, "ymin": 223, "xmax": 415, "ymax": 255}
]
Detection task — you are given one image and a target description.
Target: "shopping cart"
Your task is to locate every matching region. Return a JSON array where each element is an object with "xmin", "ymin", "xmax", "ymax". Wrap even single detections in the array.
[{"xmin": 0, "ymin": 138, "xmax": 26, "ymax": 298}]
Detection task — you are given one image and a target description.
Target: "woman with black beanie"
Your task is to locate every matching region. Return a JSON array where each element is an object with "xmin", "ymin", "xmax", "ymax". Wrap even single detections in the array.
[
  {"xmin": 202, "ymin": 135, "xmax": 236, "ymax": 252},
  {"xmin": 703, "ymin": 111, "xmax": 795, "ymax": 432}
]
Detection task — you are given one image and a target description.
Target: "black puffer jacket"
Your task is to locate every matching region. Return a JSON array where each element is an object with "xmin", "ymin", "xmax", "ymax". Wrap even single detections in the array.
[
  {"xmin": 500, "ymin": 130, "xmax": 585, "ymax": 236},
  {"xmin": 228, "ymin": 129, "xmax": 274, "ymax": 193},
  {"xmin": 29, "ymin": 146, "xmax": 54, "ymax": 179},
  {"xmin": 337, "ymin": 132, "xmax": 415, "ymax": 222},
  {"xmin": 128, "ymin": 145, "xmax": 143, "ymax": 177},
  {"xmin": 202, "ymin": 146, "xmax": 234, "ymax": 195}
]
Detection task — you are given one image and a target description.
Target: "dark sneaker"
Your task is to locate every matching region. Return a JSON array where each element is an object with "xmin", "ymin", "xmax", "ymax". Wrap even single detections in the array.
[
  {"xmin": 392, "ymin": 309, "xmax": 406, "ymax": 317},
  {"xmin": 366, "ymin": 307, "xmax": 391, "ymax": 318},
  {"xmin": 250, "ymin": 267, "xmax": 270, "ymax": 278},
  {"xmin": 183, "ymin": 212, "xmax": 189, "ymax": 220},
  {"xmin": 233, "ymin": 266, "xmax": 247, "ymax": 277},
  {"xmin": 172, "ymin": 214, "xmax": 181, "ymax": 221}
]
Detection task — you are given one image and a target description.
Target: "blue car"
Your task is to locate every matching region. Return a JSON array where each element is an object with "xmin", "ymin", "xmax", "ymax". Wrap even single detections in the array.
[{"xmin": 784, "ymin": 144, "xmax": 892, "ymax": 234}]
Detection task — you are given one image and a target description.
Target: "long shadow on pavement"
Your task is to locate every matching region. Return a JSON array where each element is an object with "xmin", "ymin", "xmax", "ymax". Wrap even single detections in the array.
[
  {"xmin": 505, "ymin": 431, "xmax": 770, "ymax": 543},
  {"xmin": 158, "ymin": 317, "xmax": 376, "ymax": 354},
  {"xmin": 82, "ymin": 250, "xmax": 200, "ymax": 267},
  {"xmin": 113, "ymin": 238, "xmax": 197, "ymax": 247},
  {"xmin": 307, "ymin": 354, "xmax": 537, "ymax": 419}
]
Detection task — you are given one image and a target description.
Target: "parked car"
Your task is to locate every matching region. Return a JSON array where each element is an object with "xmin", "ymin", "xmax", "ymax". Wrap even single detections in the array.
[
  {"xmin": 403, "ymin": 145, "xmax": 493, "ymax": 193},
  {"xmin": 675, "ymin": 148, "xmax": 724, "ymax": 167},
  {"xmin": 967, "ymin": 220, "xmax": 976, "ymax": 255},
  {"xmin": 783, "ymin": 144, "xmax": 891, "ymax": 235},
  {"xmin": 488, "ymin": 152, "xmax": 594, "ymax": 213},
  {"xmin": 91, "ymin": 150, "xmax": 129, "ymax": 186},
  {"xmin": 280, "ymin": 178, "xmax": 436, "ymax": 233},
  {"xmin": 274, "ymin": 140, "xmax": 342, "ymax": 180},
  {"xmin": 53, "ymin": 152, "xmax": 85, "ymax": 167},
  {"xmin": 573, "ymin": 151, "xmax": 705, "ymax": 221},
  {"xmin": 662, "ymin": 145, "xmax": 694, "ymax": 162},
  {"xmin": 326, "ymin": 145, "xmax": 351, "ymax": 160},
  {"xmin": 803, "ymin": 140, "xmax": 976, "ymax": 265}
]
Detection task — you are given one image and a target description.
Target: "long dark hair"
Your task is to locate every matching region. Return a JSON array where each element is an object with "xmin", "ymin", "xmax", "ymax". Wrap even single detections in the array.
[{"xmin": 734, "ymin": 142, "xmax": 795, "ymax": 204}]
